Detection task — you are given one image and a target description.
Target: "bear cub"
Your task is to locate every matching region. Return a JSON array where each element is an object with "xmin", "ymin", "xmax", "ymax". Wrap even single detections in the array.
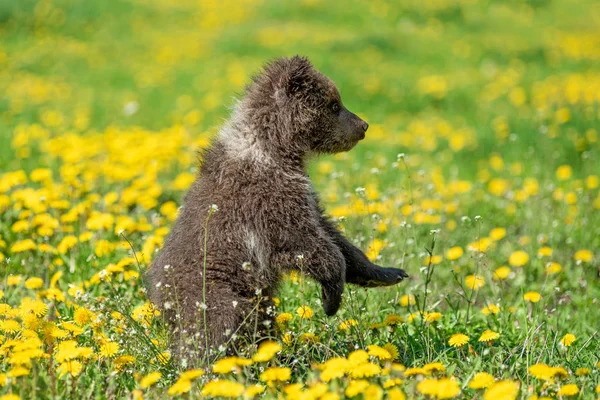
[{"xmin": 147, "ymin": 56, "xmax": 408, "ymax": 363}]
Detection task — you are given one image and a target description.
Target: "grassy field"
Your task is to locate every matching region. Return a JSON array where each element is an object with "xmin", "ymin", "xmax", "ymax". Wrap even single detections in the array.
[{"xmin": 1, "ymin": 0, "xmax": 600, "ymax": 398}]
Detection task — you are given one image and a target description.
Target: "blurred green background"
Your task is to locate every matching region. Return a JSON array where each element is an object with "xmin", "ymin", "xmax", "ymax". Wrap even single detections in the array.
[{"xmin": 2, "ymin": 0, "xmax": 599, "ymax": 170}]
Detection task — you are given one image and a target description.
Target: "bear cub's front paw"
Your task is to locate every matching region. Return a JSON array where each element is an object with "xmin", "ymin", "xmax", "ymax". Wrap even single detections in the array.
[
  {"xmin": 367, "ymin": 267, "xmax": 409, "ymax": 287},
  {"xmin": 321, "ymin": 284, "xmax": 343, "ymax": 316}
]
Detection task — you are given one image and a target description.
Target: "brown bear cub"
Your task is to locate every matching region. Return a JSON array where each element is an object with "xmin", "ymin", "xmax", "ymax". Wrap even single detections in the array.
[{"xmin": 147, "ymin": 56, "xmax": 408, "ymax": 364}]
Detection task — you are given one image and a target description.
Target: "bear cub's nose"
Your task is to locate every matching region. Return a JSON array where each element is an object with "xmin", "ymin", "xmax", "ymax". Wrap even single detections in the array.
[{"xmin": 361, "ymin": 121, "xmax": 369, "ymax": 132}]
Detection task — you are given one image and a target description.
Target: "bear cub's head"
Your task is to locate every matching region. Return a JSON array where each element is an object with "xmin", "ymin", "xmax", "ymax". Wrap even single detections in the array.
[{"xmin": 246, "ymin": 56, "xmax": 369, "ymax": 155}]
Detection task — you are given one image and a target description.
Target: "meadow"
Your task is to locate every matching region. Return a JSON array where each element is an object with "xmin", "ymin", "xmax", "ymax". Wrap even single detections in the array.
[{"xmin": 1, "ymin": 0, "xmax": 599, "ymax": 398}]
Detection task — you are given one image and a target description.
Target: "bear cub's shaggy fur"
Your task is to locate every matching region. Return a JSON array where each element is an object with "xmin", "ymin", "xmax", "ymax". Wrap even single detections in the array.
[{"xmin": 148, "ymin": 56, "xmax": 408, "ymax": 362}]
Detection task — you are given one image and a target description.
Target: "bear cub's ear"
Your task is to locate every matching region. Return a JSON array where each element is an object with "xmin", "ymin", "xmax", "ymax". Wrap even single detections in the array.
[
  {"xmin": 273, "ymin": 56, "xmax": 314, "ymax": 106},
  {"xmin": 285, "ymin": 56, "xmax": 314, "ymax": 94}
]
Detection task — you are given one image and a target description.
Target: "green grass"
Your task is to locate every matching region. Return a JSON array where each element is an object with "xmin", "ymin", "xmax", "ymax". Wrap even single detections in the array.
[{"xmin": 0, "ymin": 0, "xmax": 599, "ymax": 399}]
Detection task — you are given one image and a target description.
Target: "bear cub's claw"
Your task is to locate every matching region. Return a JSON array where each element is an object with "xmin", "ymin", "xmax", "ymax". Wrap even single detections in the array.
[{"xmin": 365, "ymin": 267, "xmax": 409, "ymax": 287}]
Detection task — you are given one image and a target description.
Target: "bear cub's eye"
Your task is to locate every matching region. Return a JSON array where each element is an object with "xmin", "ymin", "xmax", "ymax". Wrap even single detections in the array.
[{"xmin": 330, "ymin": 101, "xmax": 340, "ymax": 113}]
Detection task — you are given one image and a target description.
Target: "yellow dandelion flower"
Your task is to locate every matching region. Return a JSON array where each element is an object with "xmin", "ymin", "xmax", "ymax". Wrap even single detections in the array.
[
  {"xmin": 493, "ymin": 266, "xmax": 511, "ymax": 280},
  {"xmin": 275, "ymin": 312, "xmax": 292, "ymax": 326},
  {"xmin": 575, "ymin": 368, "xmax": 590, "ymax": 376},
  {"xmin": 417, "ymin": 378, "xmax": 460, "ymax": 399},
  {"xmin": 404, "ymin": 367, "xmax": 429, "ymax": 377},
  {"xmin": 367, "ymin": 345, "xmax": 392, "ymax": 361},
  {"xmin": 483, "ymin": 380, "xmax": 519, "ymax": 400},
  {"xmin": 560, "ymin": 333, "xmax": 576, "ymax": 347},
  {"xmin": 423, "ymin": 362, "xmax": 445, "ymax": 373},
  {"xmin": 469, "ymin": 372, "xmax": 495, "ymax": 389},
  {"xmin": 212, "ymin": 357, "xmax": 252, "ymax": 374},
  {"xmin": 338, "ymin": 319, "xmax": 358, "ymax": 331},
  {"xmin": 167, "ymin": 378, "xmax": 192, "ymax": 396},
  {"xmin": 553, "ymin": 366, "xmax": 568, "ymax": 379},
  {"xmin": 392, "ymin": 364, "xmax": 405, "ymax": 372},
  {"xmin": 537, "ymin": 247, "xmax": 552, "ymax": 257},
  {"xmin": 19, "ymin": 298, "xmax": 47, "ymax": 317},
  {"xmin": 545, "ymin": 262, "xmax": 562, "ymax": 275},
  {"xmin": 364, "ymin": 384, "xmax": 383, "ymax": 400},
  {"xmin": 481, "ymin": 304, "xmax": 501, "ymax": 315},
  {"xmin": 399, "ymin": 294, "xmax": 416, "ymax": 307},
  {"xmin": 586, "ymin": 175, "xmax": 599, "ymax": 189},
  {"xmin": 244, "ymin": 384, "xmax": 265, "ymax": 399},
  {"xmin": 424, "ymin": 255, "xmax": 443, "ymax": 265},
  {"xmin": 489, "ymin": 227, "xmax": 506, "ymax": 241},
  {"xmin": 557, "ymin": 384, "xmax": 579, "ymax": 396},
  {"xmin": 467, "ymin": 237, "xmax": 493, "ymax": 253},
  {"xmin": 350, "ymin": 362, "xmax": 381, "ymax": 378},
  {"xmin": 528, "ymin": 364, "xmax": 555, "ymax": 380},
  {"xmin": 306, "ymin": 383, "xmax": 328, "ymax": 399},
  {"xmin": 320, "ymin": 357, "xmax": 350, "ymax": 382},
  {"xmin": 348, "ymin": 350, "xmax": 369, "ymax": 366},
  {"xmin": 383, "ymin": 343, "xmax": 399, "ymax": 360},
  {"xmin": 24, "ymin": 277, "xmax": 44, "ymax": 290},
  {"xmin": 366, "ymin": 239, "xmax": 385, "ymax": 261},
  {"xmin": 574, "ymin": 249, "xmax": 593, "ymax": 263},
  {"xmin": 282, "ymin": 333, "xmax": 293, "ymax": 346},
  {"xmin": 0, "ymin": 394, "xmax": 21, "ymax": 400},
  {"xmin": 448, "ymin": 333, "xmax": 469, "ymax": 348},
  {"xmin": 10, "ymin": 240, "xmax": 36, "ymax": 253},
  {"xmin": 252, "ymin": 341, "xmax": 281, "ymax": 362},
  {"xmin": 7, "ymin": 275, "xmax": 23, "ymax": 286},
  {"xmin": 424, "ymin": 312, "xmax": 443, "ymax": 322},
  {"xmin": 259, "ymin": 367, "xmax": 291, "ymax": 382},
  {"xmin": 299, "ymin": 332, "xmax": 318, "ymax": 343},
  {"xmin": 556, "ymin": 165, "xmax": 572, "ymax": 180},
  {"xmin": 388, "ymin": 388, "xmax": 406, "ymax": 400},
  {"xmin": 446, "ymin": 246, "xmax": 464, "ymax": 261},
  {"xmin": 478, "ymin": 330, "xmax": 500, "ymax": 342},
  {"xmin": 0, "ymin": 304, "xmax": 11, "ymax": 317},
  {"xmin": 114, "ymin": 355, "xmax": 135, "ymax": 371},
  {"xmin": 465, "ymin": 275, "xmax": 485, "ymax": 290},
  {"xmin": 296, "ymin": 305, "xmax": 314, "ymax": 319},
  {"xmin": 345, "ymin": 380, "xmax": 369, "ymax": 397},
  {"xmin": 383, "ymin": 378, "xmax": 403, "ymax": 388},
  {"xmin": 0, "ymin": 320, "xmax": 21, "ymax": 333},
  {"xmin": 57, "ymin": 235, "xmax": 78, "ymax": 254},
  {"xmin": 99, "ymin": 341, "xmax": 119, "ymax": 358},
  {"xmin": 74, "ymin": 308, "xmax": 95, "ymax": 326},
  {"xmin": 57, "ymin": 360, "xmax": 83, "ymax": 377},
  {"xmin": 384, "ymin": 314, "xmax": 404, "ymax": 326},
  {"xmin": 406, "ymin": 312, "xmax": 421, "ymax": 323},
  {"xmin": 436, "ymin": 378, "xmax": 461, "ymax": 399},
  {"xmin": 180, "ymin": 369, "xmax": 204, "ymax": 381},
  {"xmin": 523, "ymin": 292, "xmax": 541, "ymax": 303},
  {"xmin": 156, "ymin": 352, "xmax": 170, "ymax": 365},
  {"xmin": 509, "ymin": 250, "xmax": 529, "ymax": 267},
  {"xmin": 201, "ymin": 380, "xmax": 244, "ymax": 398},
  {"xmin": 8, "ymin": 366, "xmax": 30, "ymax": 377}
]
